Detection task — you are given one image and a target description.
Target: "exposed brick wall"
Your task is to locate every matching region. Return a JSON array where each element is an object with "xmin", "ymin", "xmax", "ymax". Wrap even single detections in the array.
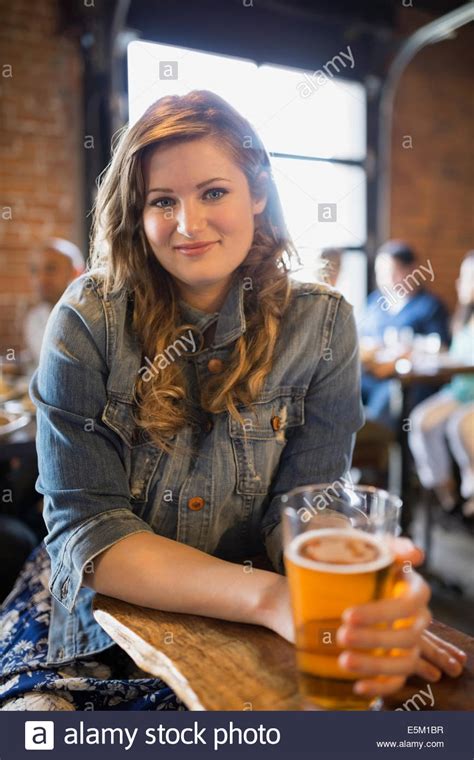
[
  {"xmin": 390, "ymin": 10, "xmax": 474, "ymax": 314},
  {"xmin": 0, "ymin": 0, "xmax": 84, "ymax": 355}
]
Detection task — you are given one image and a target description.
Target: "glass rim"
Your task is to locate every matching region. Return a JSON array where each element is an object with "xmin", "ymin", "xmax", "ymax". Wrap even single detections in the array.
[{"xmin": 281, "ymin": 482, "xmax": 402, "ymax": 511}]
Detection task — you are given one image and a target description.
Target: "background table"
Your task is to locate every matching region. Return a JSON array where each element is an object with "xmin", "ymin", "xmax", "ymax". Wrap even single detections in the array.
[
  {"xmin": 93, "ymin": 595, "xmax": 473, "ymax": 711},
  {"xmin": 0, "ymin": 418, "xmax": 36, "ymax": 462}
]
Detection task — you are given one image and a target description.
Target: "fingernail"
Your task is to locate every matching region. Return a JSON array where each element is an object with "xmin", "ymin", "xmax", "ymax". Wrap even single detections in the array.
[
  {"xmin": 354, "ymin": 682, "xmax": 366, "ymax": 694},
  {"xmin": 338, "ymin": 652, "xmax": 351, "ymax": 668},
  {"xmin": 448, "ymin": 657, "xmax": 462, "ymax": 674},
  {"xmin": 336, "ymin": 626, "xmax": 348, "ymax": 645},
  {"xmin": 342, "ymin": 608, "xmax": 355, "ymax": 622}
]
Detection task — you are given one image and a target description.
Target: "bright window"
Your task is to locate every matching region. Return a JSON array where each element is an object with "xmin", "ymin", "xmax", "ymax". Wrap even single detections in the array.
[{"xmin": 256, "ymin": 64, "xmax": 366, "ymax": 161}]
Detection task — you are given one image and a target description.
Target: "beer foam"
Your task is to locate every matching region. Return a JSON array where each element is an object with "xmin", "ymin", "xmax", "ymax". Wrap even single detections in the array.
[{"xmin": 285, "ymin": 528, "xmax": 393, "ymax": 574}]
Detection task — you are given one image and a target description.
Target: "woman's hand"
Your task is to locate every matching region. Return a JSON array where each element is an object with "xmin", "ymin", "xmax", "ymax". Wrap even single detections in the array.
[
  {"xmin": 335, "ymin": 538, "xmax": 466, "ymax": 697},
  {"xmin": 263, "ymin": 538, "xmax": 467, "ymax": 700},
  {"xmin": 415, "ymin": 628, "xmax": 466, "ymax": 682},
  {"xmin": 260, "ymin": 573, "xmax": 295, "ymax": 643}
]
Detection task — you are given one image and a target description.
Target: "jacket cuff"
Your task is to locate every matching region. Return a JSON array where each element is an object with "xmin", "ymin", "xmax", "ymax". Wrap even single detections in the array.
[{"xmin": 47, "ymin": 509, "xmax": 154, "ymax": 612}]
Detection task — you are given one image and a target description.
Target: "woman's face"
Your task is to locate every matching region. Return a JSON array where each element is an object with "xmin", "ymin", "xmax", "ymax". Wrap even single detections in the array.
[{"xmin": 142, "ymin": 136, "xmax": 267, "ymax": 310}]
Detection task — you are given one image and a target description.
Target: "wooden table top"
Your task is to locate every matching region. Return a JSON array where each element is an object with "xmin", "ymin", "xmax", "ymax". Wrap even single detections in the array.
[
  {"xmin": 396, "ymin": 362, "xmax": 474, "ymax": 386},
  {"xmin": 93, "ymin": 595, "xmax": 474, "ymax": 711}
]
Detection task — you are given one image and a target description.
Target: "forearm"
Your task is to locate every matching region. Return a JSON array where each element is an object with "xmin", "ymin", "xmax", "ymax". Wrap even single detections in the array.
[{"xmin": 83, "ymin": 531, "xmax": 283, "ymax": 630}]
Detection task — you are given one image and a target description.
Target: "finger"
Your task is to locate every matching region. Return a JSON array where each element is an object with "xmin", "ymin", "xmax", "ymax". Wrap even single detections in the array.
[
  {"xmin": 412, "ymin": 656, "xmax": 442, "ymax": 683},
  {"xmin": 420, "ymin": 632, "xmax": 465, "ymax": 677},
  {"xmin": 353, "ymin": 675, "xmax": 406, "ymax": 698},
  {"xmin": 339, "ymin": 648, "xmax": 419, "ymax": 677},
  {"xmin": 422, "ymin": 629, "xmax": 467, "ymax": 664},
  {"xmin": 337, "ymin": 609, "xmax": 431, "ymax": 650},
  {"xmin": 390, "ymin": 537, "xmax": 425, "ymax": 567},
  {"xmin": 343, "ymin": 572, "xmax": 430, "ymax": 626}
]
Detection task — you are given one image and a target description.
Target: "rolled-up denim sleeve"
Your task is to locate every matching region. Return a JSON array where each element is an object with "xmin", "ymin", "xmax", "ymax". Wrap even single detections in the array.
[
  {"xmin": 31, "ymin": 279, "xmax": 154, "ymax": 612},
  {"xmin": 262, "ymin": 296, "xmax": 365, "ymax": 573}
]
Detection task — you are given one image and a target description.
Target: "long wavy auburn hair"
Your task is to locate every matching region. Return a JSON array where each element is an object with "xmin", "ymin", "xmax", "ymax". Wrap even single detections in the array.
[{"xmin": 89, "ymin": 90, "xmax": 301, "ymax": 452}]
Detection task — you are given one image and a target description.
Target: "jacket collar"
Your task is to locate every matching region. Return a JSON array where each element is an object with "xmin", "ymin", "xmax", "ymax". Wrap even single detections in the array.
[
  {"xmin": 178, "ymin": 275, "xmax": 247, "ymax": 349},
  {"xmin": 106, "ymin": 277, "xmax": 247, "ymax": 400}
]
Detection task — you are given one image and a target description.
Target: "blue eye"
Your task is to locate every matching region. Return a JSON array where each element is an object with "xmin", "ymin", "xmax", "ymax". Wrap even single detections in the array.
[
  {"xmin": 151, "ymin": 197, "xmax": 174, "ymax": 209},
  {"xmin": 149, "ymin": 187, "xmax": 228, "ymax": 209},
  {"xmin": 204, "ymin": 187, "xmax": 228, "ymax": 200}
]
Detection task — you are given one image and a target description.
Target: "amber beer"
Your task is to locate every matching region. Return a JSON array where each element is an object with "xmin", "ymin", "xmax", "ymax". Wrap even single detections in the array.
[{"xmin": 284, "ymin": 527, "xmax": 395, "ymax": 710}]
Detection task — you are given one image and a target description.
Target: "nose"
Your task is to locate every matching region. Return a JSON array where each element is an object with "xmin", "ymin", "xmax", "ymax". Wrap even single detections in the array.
[{"xmin": 175, "ymin": 199, "xmax": 206, "ymax": 237}]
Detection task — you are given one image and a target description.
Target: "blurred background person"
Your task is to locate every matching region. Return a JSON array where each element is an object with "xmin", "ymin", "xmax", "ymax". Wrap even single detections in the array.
[
  {"xmin": 361, "ymin": 240, "xmax": 450, "ymax": 342},
  {"xmin": 359, "ymin": 240, "xmax": 450, "ymax": 426},
  {"xmin": 1, "ymin": 239, "xmax": 85, "ymax": 554},
  {"xmin": 409, "ymin": 252, "xmax": 474, "ymax": 517},
  {"xmin": 319, "ymin": 247, "xmax": 343, "ymax": 288},
  {"xmin": 24, "ymin": 237, "xmax": 84, "ymax": 367}
]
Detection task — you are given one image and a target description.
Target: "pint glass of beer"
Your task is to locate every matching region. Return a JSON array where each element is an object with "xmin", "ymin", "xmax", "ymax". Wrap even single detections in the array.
[{"xmin": 282, "ymin": 484, "xmax": 402, "ymax": 711}]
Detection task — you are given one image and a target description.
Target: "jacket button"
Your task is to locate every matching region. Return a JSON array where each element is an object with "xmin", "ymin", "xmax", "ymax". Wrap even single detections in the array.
[
  {"xmin": 203, "ymin": 417, "xmax": 213, "ymax": 433},
  {"xmin": 207, "ymin": 358, "xmax": 224, "ymax": 374},
  {"xmin": 188, "ymin": 496, "xmax": 205, "ymax": 511},
  {"xmin": 271, "ymin": 415, "xmax": 281, "ymax": 431},
  {"xmin": 60, "ymin": 578, "xmax": 69, "ymax": 599}
]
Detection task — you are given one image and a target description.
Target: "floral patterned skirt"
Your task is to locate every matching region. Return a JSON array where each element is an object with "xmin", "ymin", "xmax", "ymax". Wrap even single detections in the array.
[{"xmin": 0, "ymin": 544, "xmax": 186, "ymax": 711}]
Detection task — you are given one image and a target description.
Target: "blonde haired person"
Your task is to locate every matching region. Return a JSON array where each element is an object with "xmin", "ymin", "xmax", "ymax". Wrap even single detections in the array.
[{"xmin": 0, "ymin": 92, "xmax": 465, "ymax": 710}]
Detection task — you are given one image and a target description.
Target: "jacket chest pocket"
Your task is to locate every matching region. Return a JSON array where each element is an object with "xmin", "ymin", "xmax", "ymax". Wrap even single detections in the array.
[
  {"xmin": 229, "ymin": 393, "xmax": 305, "ymax": 495},
  {"xmin": 102, "ymin": 397, "xmax": 165, "ymax": 513}
]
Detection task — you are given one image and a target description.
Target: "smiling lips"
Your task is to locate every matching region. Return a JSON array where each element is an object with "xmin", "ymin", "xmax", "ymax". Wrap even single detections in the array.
[{"xmin": 173, "ymin": 241, "xmax": 217, "ymax": 256}]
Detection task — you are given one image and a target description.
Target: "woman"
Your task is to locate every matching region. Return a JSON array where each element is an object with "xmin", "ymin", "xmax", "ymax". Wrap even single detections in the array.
[
  {"xmin": 409, "ymin": 252, "xmax": 474, "ymax": 517},
  {"xmin": 0, "ymin": 91, "xmax": 466, "ymax": 710}
]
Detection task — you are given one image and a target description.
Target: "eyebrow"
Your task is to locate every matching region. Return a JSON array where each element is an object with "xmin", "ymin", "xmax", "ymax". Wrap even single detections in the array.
[{"xmin": 146, "ymin": 177, "xmax": 231, "ymax": 195}]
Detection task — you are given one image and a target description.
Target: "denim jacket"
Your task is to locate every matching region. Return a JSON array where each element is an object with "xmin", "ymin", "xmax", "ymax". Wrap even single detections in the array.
[{"xmin": 30, "ymin": 273, "xmax": 364, "ymax": 665}]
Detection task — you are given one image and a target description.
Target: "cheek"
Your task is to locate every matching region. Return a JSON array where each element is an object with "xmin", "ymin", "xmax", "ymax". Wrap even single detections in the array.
[
  {"xmin": 216, "ymin": 202, "xmax": 254, "ymax": 244},
  {"xmin": 142, "ymin": 211, "xmax": 170, "ymax": 247}
]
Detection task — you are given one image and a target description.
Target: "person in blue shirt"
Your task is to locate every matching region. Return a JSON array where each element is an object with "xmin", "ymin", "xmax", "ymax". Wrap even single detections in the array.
[
  {"xmin": 0, "ymin": 92, "xmax": 465, "ymax": 710},
  {"xmin": 359, "ymin": 241, "xmax": 450, "ymax": 427},
  {"xmin": 409, "ymin": 252, "xmax": 474, "ymax": 517}
]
